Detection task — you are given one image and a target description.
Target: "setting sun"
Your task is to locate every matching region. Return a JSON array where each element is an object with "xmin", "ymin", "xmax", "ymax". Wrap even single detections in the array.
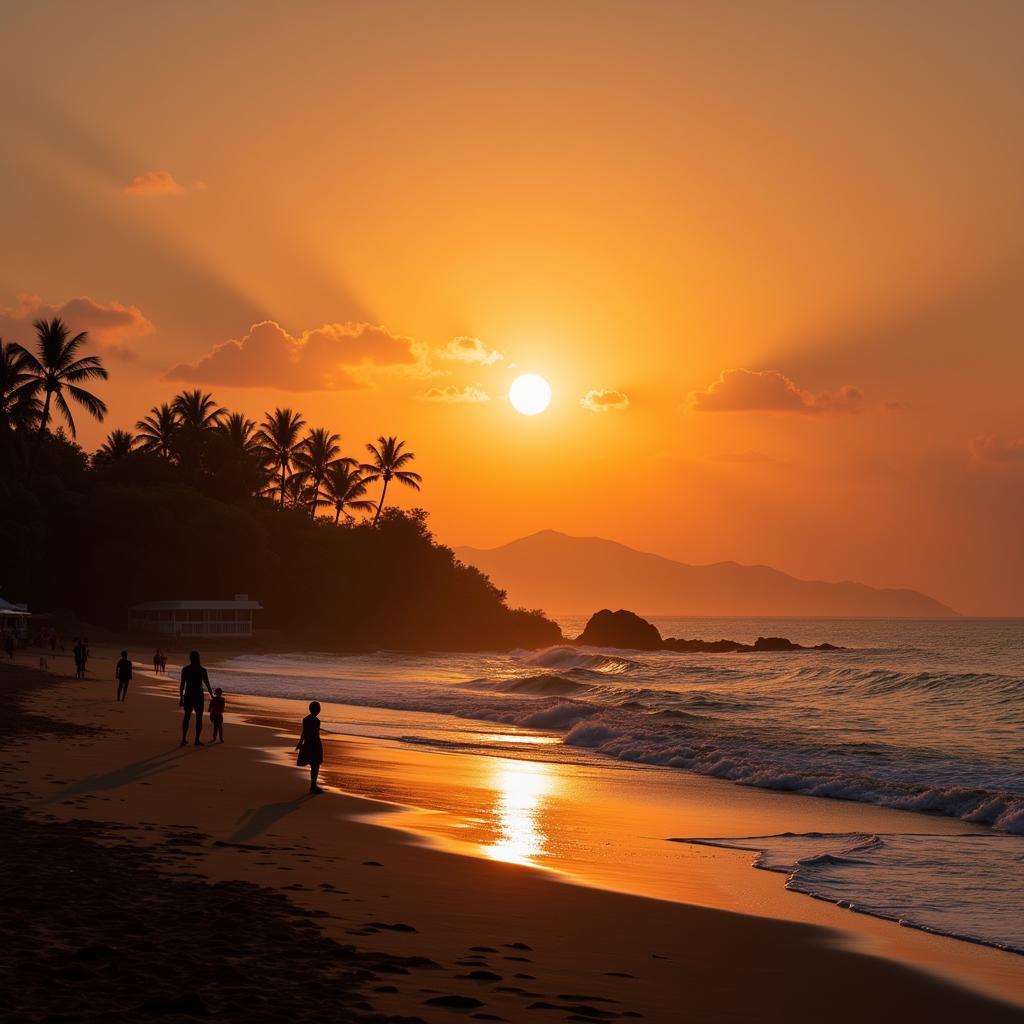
[{"xmin": 509, "ymin": 374, "xmax": 552, "ymax": 416}]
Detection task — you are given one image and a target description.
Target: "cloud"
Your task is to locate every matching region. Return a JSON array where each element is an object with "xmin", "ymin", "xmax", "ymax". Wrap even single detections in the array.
[
  {"xmin": 0, "ymin": 293, "xmax": 153, "ymax": 359},
  {"xmin": 167, "ymin": 320, "xmax": 418, "ymax": 390},
  {"xmin": 971, "ymin": 435, "xmax": 1024, "ymax": 465},
  {"xmin": 580, "ymin": 388, "xmax": 630, "ymax": 413},
  {"xmin": 123, "ymin": 170, "xmax": 189, "ymax": 196},
  {"xmin": 437, "ymin": 336, "xmax": 503, "ymax": 366},
  {"xmin": 709, "ymin": 450, "xmax": 776, "ymax": 463},
  {"xmin": 418, "ymin": 383, "xmax": 491, "ymax": 403},
  {"xmin": 690, "ymin": 369, "xmax": 863, "ymax": 414}
]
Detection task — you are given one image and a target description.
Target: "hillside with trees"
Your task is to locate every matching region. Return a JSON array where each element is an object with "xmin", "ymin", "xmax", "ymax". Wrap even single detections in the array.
[{"xmin": 0, "ymin": 319, "xmax": 560, "ymax": 650}]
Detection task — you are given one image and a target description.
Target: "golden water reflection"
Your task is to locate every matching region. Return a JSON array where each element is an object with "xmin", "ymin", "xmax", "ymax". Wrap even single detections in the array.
[{"xmin": 482, "ymin": 758, "xmax": 556, "ymax": 866}]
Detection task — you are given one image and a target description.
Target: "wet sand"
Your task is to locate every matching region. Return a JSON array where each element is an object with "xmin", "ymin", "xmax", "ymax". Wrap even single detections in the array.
[{"xmin": 2, "ymin": 647, "xmax": 1022, "ymax": 1023}]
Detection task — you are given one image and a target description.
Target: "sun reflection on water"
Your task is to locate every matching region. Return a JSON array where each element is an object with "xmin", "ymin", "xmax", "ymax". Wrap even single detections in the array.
[{"xmin": 483, "ymin": 759, "xmax": 555, "ymax": 867}]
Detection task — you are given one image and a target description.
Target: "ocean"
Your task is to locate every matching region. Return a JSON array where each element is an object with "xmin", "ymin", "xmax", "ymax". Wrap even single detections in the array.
[{"xmin": 206, "ymin": 617, "xmax": 1024, "ymax": 955}]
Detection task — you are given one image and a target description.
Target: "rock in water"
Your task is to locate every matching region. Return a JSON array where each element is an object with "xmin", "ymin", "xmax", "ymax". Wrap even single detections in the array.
[{"xmin": 575, "ymin": 609, "xmax": 663, "ymax": 649}]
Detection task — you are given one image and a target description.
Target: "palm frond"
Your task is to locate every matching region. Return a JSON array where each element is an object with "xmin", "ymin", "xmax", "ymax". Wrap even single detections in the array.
[{"xmin": 64, "ymin": 383, "xmax": 108, "ymax": 421}]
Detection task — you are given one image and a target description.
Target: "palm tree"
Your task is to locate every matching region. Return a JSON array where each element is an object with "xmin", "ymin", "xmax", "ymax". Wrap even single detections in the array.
[
  {"xmin": 135, "ymin": 403, "xmax": 179, "ymax": 459},
  {"xmin": 95, "ymin": 428, "xmax": 136, "ymax": 462},
  {"xmin": 322, "ymin": 460, "xmax": 375, "ymax": 523},
  {"xmin": 295, "ymin": 427, "xmax": 341, "ymax": 517},
  {"xmin": 362, "ymin": 436, "xmax": 422, "ymax": 526},
  {"xmin": 14, "ymin": 318, "xmax": 108, "ymax": 445},
  {"xmin": 255, "ymin": 408, "xmax": 307, "ymax": 507},
  {"xmin": 171, "ymin": 389, "xmax": 225, "ymax": 431},
  {"xmin": 218, "ymin": 411, "xmax": 261, "ymax": 455},
  {"xmin": 0, "ymin": 339, "xmax": 41, "ymax": 475},
  {"xmin": 0, "ymin": 339, "xmax": 41, "ymax": 432}
]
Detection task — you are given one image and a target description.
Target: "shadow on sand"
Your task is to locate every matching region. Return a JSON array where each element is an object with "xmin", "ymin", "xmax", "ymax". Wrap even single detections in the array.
[
  {"xmin": 39, "ymin": 747, "xmax": 189, "ymax": 805},
  {"xmin": 229, "ymin": 795, "xmax": 311, "ymax": 845}
]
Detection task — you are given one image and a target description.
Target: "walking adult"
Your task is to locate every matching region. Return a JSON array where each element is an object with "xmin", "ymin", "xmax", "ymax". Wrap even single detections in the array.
[
  {"xmin": 115, "ymin": 650, "xmax": 133, "ymax": 702},
  {"xmin": 179, "ymin": 650, "xmax": 214, "ymax": 747}
]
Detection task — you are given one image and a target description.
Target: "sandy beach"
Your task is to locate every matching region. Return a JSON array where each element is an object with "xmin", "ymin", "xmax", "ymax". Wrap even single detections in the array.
[{"xmin": 0, "ymin": 645, "xmax": 1020, "ymax": 1024}]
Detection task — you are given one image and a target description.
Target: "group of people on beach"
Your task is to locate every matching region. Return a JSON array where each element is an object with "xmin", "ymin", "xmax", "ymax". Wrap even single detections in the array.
[
  {"xmin": 72, "ymin": 637, "xmax": 90, "ymax": 678},
  {"xmin": 113, "ymin": 648, "xmax": 324, "ymax": 793}
]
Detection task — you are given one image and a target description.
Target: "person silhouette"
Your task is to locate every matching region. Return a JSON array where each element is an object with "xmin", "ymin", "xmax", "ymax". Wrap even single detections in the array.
[
  {"xmin": 295, "ymin": 701, "xmax": 324, "ymax": 794},
  {"xmin": 179, "ymin": 650, "xmax": 214, "ymax": 747},
  {"xmin": 115, "ymin": 650, "xmax": 133, "ymax": 702},
  {"xmin": 209, "ymin": 687, "xmax": 226, "ymax": 743}
]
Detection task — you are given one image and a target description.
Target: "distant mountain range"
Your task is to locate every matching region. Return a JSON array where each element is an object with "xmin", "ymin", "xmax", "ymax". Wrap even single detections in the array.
[{"xmin": 454, "ymin": 530, "xmax": 957, "ymax": 618}]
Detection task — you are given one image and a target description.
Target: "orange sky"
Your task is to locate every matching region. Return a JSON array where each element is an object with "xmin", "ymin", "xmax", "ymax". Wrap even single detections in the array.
[{"xmin": 2, "ymin": 2, "xmax": 1023, "ymax": 614}]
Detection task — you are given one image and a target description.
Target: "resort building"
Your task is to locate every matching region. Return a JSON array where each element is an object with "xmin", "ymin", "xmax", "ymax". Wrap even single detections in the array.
[
  {"xmin": 130, "ymin": 595, "xmax": 262, "ymax": 638},
  {"xmin": 0, "ymin": 596, "xmax": 30, "ymax": 639}
]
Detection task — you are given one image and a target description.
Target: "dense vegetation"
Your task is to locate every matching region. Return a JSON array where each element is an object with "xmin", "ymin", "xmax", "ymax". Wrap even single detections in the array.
[{"xmin": 0, "ymin": 319, "xmax": 560, "ymax": 650}]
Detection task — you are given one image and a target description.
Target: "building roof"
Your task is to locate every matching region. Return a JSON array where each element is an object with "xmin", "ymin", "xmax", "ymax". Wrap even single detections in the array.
[
  {"xmin": 0, "ymin": 597, "xmax": 30, "ymax": 617},
  {"xmin": 132, "ymin": 599, "xmax": 263, "ymax": 611}
]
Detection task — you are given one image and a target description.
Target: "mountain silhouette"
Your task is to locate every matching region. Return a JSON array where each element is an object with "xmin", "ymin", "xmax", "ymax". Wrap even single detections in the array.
[{"xmin": 455, "ymin": 530, "xmax": 957, "ymax": 618}]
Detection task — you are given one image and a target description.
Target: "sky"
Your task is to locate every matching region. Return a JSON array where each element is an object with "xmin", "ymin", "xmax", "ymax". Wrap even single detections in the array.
[{"xmin": 2, "ymin": 1, "xmax": 1023, "ymax": 614}]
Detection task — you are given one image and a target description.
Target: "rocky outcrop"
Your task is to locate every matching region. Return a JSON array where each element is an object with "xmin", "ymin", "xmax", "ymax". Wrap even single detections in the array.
[
  {"xmin": 574, "ymin": 609, "xmax": 663, "ymax": 650},
  {"xmin": 576, "ymin": 609, "xmax": 843, "ymax": 653},
  {"xmin": 662, "ymin": 635, "xmax": 842, "ymax": 653}
]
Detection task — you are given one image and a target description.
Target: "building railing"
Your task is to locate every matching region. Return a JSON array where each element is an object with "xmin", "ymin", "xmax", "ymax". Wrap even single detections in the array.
[{"xmin": 130, "ymin": 620, "xmax": 253, "ymax": 636}]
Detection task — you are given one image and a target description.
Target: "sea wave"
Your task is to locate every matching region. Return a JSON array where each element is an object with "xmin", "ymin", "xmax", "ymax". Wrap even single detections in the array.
[
  {"xmin": 674, "ymin": 832, "xmax": 1024, "ymax": 955},
  {"xmin": 456, "ymin": 673, "xmax": 593, "ymax": 696},
  {"xmin": 562, "ymin": 717, "xmax": 1024, "ymax": 833},
  {"xmin": 517, "ymin": 647, "xmax": 639, "ymax": 675}
]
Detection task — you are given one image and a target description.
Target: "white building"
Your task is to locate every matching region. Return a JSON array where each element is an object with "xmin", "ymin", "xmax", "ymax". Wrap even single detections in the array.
[
  {"xmin": 0, "ymin": 596, "xmax": 30, "ymax": 639},
  {"xmin": 130, "ymin": 595, "xmax": 262, "ymax": 638}
]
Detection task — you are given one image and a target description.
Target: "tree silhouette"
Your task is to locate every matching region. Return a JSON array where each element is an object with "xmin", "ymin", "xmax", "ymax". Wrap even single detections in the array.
[
  {"xmin": 14, "ymin": 319, "xmax": 108, "ymax": 470},
  {"xmin": 95, "ymin": 428, "xmax": 136, "ymax": 462},
  {"xmin": 217, "ymin": 411, "xmax": 262, "ymax": 455},
  {"xmin": 0, "ymin": 339, "xmax": 42, "ymax": 477},
  {"xmin": 362, "ymin": 436, "xmax": 422, "ymax": 526},
  {"xmin": 295, "ymin": 427, "xmax": 341, "ymax": 517},
  {"xmin": 322, "ymin": 460, "xmax": 375, "ymax": 523},
  {"xmin": 256, "ymin": 408, "xmax": 307, "ymax": 508},
  {"xmin": 171, "ymin": 389, "xmax": 225, "ymax": 431},
  {"xmin": 135, "ymin": 403, "xmax": 180, "ymax": 459}
]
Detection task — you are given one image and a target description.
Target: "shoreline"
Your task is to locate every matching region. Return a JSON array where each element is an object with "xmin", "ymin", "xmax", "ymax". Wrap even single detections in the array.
[
  {"xmin": 232, "ymin": 696, "xmax": 1024, "ymax": 1006},
  {"xmin": 3, "ymin": 649, "xmax": 1023, "ymax": 1022}
]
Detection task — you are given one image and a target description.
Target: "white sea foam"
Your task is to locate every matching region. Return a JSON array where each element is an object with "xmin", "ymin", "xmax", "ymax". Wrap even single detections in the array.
[{"xmin": 674, "ymin": 832, "xmax": 1024, "ymax": 954}]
